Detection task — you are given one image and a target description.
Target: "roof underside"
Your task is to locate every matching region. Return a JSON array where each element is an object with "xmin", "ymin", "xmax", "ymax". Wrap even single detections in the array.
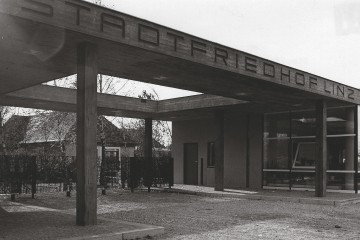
[{"xmin": 0, "ymin": 0, "xmax": 357, "ymax": 118}]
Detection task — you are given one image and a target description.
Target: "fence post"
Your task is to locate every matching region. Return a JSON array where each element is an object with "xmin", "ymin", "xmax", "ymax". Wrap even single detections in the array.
[
  {"xmin": 169, "ymin": 157, "xmax": 174, "ymax": 188},
  {"xmin": 130, "ymin": 157, "xmax": 134, "ymax": 193},
  {"xmin": 121, "ymin": 157, "xmax": 127, "ymax": 189},
  {"xmin": 31, "ymin": 157, "xmax": 37, "ymax": 199},
  {"xmin": 10, "ymin": 156, "xmax": 17, "ymax": 198},
  {"xmin": 200, "ymin": 158, "xmax": 204, "ymax": 186},
  {"xmin": 144, "ymin": 118, "xmax": 153, "ymax": 193}
]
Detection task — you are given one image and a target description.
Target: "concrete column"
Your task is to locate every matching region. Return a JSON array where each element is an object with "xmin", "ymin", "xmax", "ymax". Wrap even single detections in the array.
[
  {"xmin": 144, "ymin": 118, "xmax": 153, "ymax": 192},
  {"xmin": 76, "ymin": 42, "xmax": 98, "ymax": 226},
  {"xmin": 315, "ymin": 100, "xmax": 327, "ymax": 197},
  {"xmin": 345, "ymin": 108, "xmax": 354, "ymax": 190},
  {"xmin": 214, "ymin": 110, "xmax": 224, "ymax": 191}
]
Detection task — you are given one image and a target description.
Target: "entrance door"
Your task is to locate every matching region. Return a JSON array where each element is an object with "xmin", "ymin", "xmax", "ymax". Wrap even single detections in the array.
[{"xmin": 184, "ymin": 143, "xmax": 198, "ymax": 185}]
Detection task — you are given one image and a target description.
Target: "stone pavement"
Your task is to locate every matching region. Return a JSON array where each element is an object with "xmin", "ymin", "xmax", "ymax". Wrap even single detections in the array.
[
  {"xmin": 0, "ymin": 196, "xmax": 163, "ymax": 240},
  {"xmin": 166, "ymin": 184, "xmax": 360, "ymax": 206}
]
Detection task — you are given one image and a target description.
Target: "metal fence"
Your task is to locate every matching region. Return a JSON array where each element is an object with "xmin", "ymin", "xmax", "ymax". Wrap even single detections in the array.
[
  {"xmin": 0, "ymin": 155, "xmax": 36, "ymax": 195},
  {"xmin": 0, "ymin": 155, "xmax": 174, "ymax": 196},
  {"xmin": 0, "ymin": 155, "xmax": 76, "ymax": 196},
  {"xmin": 121, "ymin": 156, "xmax": 174, "ymax": 192}
]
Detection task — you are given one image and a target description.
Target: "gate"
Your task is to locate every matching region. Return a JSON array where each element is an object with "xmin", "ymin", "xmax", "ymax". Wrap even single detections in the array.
[
  {"xmin": 0, "ymin": 155, "xmax": 36, "ymax": 195},
  {"xmin": 121, "ymin": 156, "xmax": 174, "ymax": 191}
]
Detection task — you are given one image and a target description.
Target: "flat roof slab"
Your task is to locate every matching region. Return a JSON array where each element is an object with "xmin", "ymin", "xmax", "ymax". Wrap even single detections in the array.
[{"xmin": 0, "ymin": 0, "xmax": 358, "ymax": 110}]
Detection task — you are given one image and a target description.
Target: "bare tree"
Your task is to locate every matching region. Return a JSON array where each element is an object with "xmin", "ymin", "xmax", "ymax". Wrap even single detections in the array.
[
  {"xmin": 116, "ymin": 90, "xmax": 172, "ymax": 157},
  {"xmin": 0, "ymin": 106, "xmax": 24, "ymax": 154}
]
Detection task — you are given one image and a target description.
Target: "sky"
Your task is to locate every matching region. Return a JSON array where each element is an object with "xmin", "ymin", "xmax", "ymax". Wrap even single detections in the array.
[{"xmin": 82, "ymin": 0, "xmax": 360, "ymax": 99}]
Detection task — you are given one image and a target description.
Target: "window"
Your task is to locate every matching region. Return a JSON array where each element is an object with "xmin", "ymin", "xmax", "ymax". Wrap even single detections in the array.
[
  {"xmin": 264, "ymin": 112, "xmax": 290, "ymax": 138},
  {"xmin": 207, "ymin": 142, "xmax": 215, "ymax": 167},
  {"xmin": 292, "ymin": 142, "xmax": 315, "ymax": 169},
  {"xmin": 263, "ymin": 106, "xmax": 357, "ymax": 191},
  {"xmin": 264, "ymin": 138, "xmax": 289, "ymax": 169},
  {"xmin": 291, "ymin": 110, "xmax": 316, "ymax": 137}
]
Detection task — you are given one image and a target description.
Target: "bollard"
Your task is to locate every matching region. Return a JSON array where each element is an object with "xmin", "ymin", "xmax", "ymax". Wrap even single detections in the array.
[{"xmin": 10, "ymin": 194, "xmax": 15, "ymax": 202}]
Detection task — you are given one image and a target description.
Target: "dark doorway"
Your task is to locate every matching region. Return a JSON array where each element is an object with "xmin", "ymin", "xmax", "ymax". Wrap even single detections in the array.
[{"xmin": 184, "ymin": 143, "xmax": 198, "ymax": 185}]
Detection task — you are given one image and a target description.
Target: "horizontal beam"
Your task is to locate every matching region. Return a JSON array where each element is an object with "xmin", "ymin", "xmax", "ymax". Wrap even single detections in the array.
[
  {"xmin": 6, "ymin": 84, "xmax": 157, "ymax": 112},
  {"xmin": 158, "ymin": 94, "xmax": 245, "ymax": 112},
  {"xmin": 2, "ymin": 85, "xmax": 244, "ymax": 119}
]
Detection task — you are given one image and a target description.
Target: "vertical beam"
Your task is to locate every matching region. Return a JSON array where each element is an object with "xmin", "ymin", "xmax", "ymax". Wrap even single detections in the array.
[
  {"xmin": 315, "ymin": 100, "xmax": 327, "ymax": 197},
  {"xmin": 144, "ymin": 118, "xmax": 153, "ymax": 192},
  {"xmin": 345, "ymin": 108, "xmax": 354, "ymax": 190},
  {"xmin": 76, "ymin": 42, "xmax": 98, "ymax": 226},
  {"xmin": 200, "ymin": 157, "xmax": 204, "ymax": 185},
  {"xmin": 289, "ymin": 111, "xmax": 292, "ymax": 191},
  {"xmin": 246, "ymin": 115, "xmax": 250, "ymax": 188},
  {"xmin": 354, "ymin": 105, "xmax": 358, "ymax": 194},
  {"xmin": 214, "ymin": 110, "xmax": 224, "ymax": 191}
]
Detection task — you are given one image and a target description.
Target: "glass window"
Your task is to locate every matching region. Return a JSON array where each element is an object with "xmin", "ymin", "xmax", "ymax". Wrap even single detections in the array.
[
  {"xmin": 263, "ymin": 172, "xmax": 289, "ymax": 187},
  {"xmin": 263, "ymin": 106, "xmax": 357, "ymax": 191},
  {"xmin": 264, "ymin": 139, "xmax": 289, "ymax": 169},
  {"xmin": 207, "ymin": 142, "xmax": 215, "ymax": 168},
  {"xmin": 327, "ymin": 136, "xmax": 354, "ymax": 171},
  {"xmin": 327, "ymin": 107, "xmax": 355, "ymax": 135},
  {"xmin": 291, "ymin": 172, "xmax": 315, "ymax": 189},
  {"xmin": 327, "ymin": 173, "xmax": 354, "ymax": 190},
  {"xmin": 264, "ymin": 113, "xmax": 290, "ymax": 138},
  {"xmin": 292, "ymin": 140, "xmax": 315, "ymax": 169},
  {"xmin": 291, "ymin": 110, "xmax": 316, "ymax": 137}
]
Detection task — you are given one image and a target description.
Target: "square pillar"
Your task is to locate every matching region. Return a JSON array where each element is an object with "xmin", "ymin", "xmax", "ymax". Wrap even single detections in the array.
[
  {"xmin": 76, "ymin": 42, "xmax": 98, "ymax": 225},
  {"xmin": 214, "ymin": 110, "xmax": 224, "ymax": 191},
  {"xmin": 315, "ymin": 100, "xmax": 327, "ymax": 197},
  {"xmin": 144, "ymin": 118, "xmax": 153, "ymax": 192}
]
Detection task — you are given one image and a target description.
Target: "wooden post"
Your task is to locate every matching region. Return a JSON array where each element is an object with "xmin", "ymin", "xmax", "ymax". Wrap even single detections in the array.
[
  {"xmin": 315, "ymin": 100, "xmax": 327, "ymax": 197},
  {"xmin": 144, "ymin": 118, "xmax": 153, "ymax": 192},
  {"xmin": 214, "ymin": 110, "xmax": 224, "ymax": 191},
  {"xmin": 76, "ymin": 42, "xmax": 98, "ymax": 226},
  {"xmin": 31, "ymin": 157, "xmax": 36, "ymax": 199},
  {"xmin": 200, "ymin": 158, "xmax": 204, "ymax": 186}
]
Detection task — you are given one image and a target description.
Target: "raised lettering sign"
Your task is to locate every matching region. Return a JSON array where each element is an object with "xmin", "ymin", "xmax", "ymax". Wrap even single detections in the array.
[{"xmin": 0, "ymin": 0, "xmax": 358, "ymax": 103}]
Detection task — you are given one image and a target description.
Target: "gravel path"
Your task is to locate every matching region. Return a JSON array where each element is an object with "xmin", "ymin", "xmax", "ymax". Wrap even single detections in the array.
[{"xmin": 7, "ymin": 189, "xmax": 360, "ymax": 239}]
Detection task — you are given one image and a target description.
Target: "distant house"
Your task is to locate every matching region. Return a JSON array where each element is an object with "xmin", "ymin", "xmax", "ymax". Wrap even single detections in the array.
[{"xmin": 1, "ymin": 113, "xmax": 138, "ymax": 158}]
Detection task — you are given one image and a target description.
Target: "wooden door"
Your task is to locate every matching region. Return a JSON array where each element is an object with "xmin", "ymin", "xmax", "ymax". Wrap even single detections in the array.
[{"xmin": 184, "ymin": 143, "xmax": 198, "ymax": 185}]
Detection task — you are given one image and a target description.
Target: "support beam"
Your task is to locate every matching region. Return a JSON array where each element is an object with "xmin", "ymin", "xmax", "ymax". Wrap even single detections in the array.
[
  {"xmin": 76, "ymin": 42, "xmax": 98, "ymax": 226},
  {"xmin": 4, "ymin": 85, "xmax": 244, "ymax": 120},
  {"xmin": 315, "ymin": 100, "xmax": 327, "ymax": 197},
  {"xmin": 214, "ymin": 110, "xmax": 225, "ymax": 191},
  {"xmin": 144, "ymin": 118, "xmax": 153, "ymax": 192},
  {"xmin": 345, "ymin": 108, "xmax": 354, "ymax": 190},
  {"xmin": 355, "ymin": 106, "xmax": 359, "ymax": 194}
]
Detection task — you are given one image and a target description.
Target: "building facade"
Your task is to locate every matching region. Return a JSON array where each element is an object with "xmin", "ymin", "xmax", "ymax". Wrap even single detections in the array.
[
  {"xmin": 1, "ymin": 0, "xmax": 359, "ymax": 225},
  {"xmin": 172, "ymin": 106, "xmax": 358, "ymax": 193}
]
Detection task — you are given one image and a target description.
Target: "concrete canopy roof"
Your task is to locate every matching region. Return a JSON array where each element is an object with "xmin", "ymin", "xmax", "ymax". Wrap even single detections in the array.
[
  {"xmin": 0, "ymin": 84, "xmax": 246, "ymax": 120},
  {"xmin": 0, "ymin": 0, "xmax": 358, "ymax": 114}
]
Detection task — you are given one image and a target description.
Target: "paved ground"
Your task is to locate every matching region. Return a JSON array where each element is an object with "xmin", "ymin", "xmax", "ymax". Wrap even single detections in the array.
[
  {"xmin": 170, "ymin": 184, "xmax": 360, "ymax": 200},
  {"xmin": 0, "ymin": 191, "xmax": 163, "ymax": 240},
  {"xmin": 1, "ymin": 189, "xmax": 360, "ymax": 239},
  {"xmin": 168, "ymin": 184, "xmax": 360, "ymax": 206}
]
